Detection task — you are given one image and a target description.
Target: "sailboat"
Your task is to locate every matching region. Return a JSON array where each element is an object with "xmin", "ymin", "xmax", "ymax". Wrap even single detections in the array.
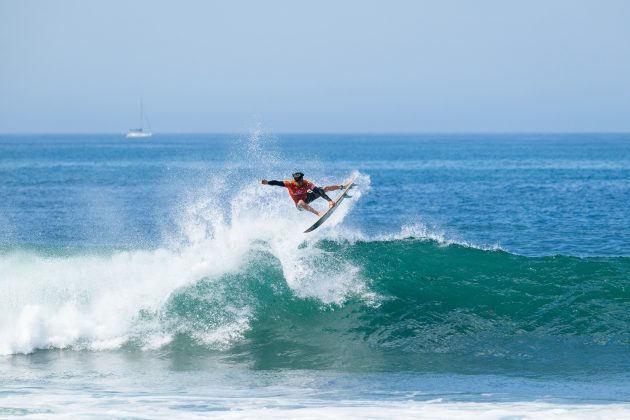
[{"xmin": 126, "ymin": 100, "xmax": 152, "ymax": 138}]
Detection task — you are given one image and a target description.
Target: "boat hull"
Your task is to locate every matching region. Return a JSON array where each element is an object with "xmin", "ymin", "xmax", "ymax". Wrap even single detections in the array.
[{"xmin": 126, "ymin": 132, "xmax": 152, "ymax": 138}]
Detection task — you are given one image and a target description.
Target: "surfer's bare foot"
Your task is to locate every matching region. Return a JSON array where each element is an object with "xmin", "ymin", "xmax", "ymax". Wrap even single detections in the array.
[{"xmin": 328, "ymin": 201, "xmax": 335, "ymax": 209}]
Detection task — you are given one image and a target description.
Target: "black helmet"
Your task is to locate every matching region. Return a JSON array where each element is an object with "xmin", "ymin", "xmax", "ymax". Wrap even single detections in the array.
[{"xmin": 292, "ymin": 171, "xmax": 304, "ymax": 181}]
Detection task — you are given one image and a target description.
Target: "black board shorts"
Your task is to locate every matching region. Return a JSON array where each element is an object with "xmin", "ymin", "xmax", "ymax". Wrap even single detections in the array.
[
  {"xmin": 305, "ymin": 191, "xmax": 319, "ymax": 204},
  {"xmin": 295, "ymin": 191, "xmax": 319, "ymax": 209}
]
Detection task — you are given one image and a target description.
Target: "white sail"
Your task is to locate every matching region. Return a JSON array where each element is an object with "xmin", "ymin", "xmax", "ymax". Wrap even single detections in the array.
[{"xmin": 126, "ymin": 100, "xmax": 152, "ymax": 138}]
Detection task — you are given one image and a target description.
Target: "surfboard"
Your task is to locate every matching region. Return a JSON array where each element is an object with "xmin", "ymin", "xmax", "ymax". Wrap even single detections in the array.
[{"xmin": 304, "ymin": 177, "xmax": 355, "ymax": 233}]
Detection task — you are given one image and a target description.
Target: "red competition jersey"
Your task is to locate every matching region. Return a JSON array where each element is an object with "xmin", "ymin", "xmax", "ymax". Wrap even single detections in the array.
[{"xmin": 283, "ymin": 179, "xmax": 314, "ymax": 203}]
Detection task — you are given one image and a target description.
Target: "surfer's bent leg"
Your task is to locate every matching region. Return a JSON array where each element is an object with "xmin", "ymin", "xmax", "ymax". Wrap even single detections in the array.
[
  {"xmin": 297, "ymin": 199, "xmax": 322, "ymax": 217},
  {"xmin": 311, "ymin": 187, "xmax": 335, "ymax": 209},
  {"xmin": 311, "ymin": 187, "xmax": 332, "ymax": 202}
]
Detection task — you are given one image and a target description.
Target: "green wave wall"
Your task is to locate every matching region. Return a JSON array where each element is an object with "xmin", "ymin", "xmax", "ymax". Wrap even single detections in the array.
[{"xmin": 160, "ymin": 239, "xmax": 630, "ymax": 372}]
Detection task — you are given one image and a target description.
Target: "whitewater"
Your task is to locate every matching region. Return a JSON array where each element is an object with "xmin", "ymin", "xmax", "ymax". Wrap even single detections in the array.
[{"xmin": 1, "ymin": 132, "xmax": 630, "ymax": 418}]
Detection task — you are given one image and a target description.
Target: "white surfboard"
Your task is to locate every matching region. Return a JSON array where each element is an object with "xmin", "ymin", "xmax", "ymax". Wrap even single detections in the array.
[{"xmin": 304, "ymin": 177, "xmax": 355, "ymax": 233}]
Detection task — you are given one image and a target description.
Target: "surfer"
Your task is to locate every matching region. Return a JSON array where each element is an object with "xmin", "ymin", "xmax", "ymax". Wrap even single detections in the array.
[{"xmin": 261, "ymin": 172, "xmax": 345, "ymax": 217}]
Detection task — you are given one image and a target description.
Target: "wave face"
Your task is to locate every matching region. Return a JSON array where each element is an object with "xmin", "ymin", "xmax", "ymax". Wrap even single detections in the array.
[
  {"xmin": 2, "ymin": 235, "xmax": 629, "ymax": 373},
  {"xmin": 184, "ymin": 240, "xmax": 630, "ymax": 371}
]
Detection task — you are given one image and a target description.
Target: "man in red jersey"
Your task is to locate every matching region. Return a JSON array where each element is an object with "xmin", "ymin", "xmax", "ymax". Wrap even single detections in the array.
[{"xmin": 261, "ymin": 171, "xmax": 345, "ymax": 217}]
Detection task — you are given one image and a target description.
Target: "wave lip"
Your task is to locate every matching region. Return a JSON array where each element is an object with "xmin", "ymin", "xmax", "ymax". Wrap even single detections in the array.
[{"xmin": 376, "ymin": 223, "xmax": 503, "ymax": 251}]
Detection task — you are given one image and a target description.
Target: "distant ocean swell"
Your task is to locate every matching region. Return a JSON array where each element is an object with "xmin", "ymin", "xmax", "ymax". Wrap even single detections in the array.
[{"xmin": 1, "ymin": 237, "xmax": 628, "ymax": 370}]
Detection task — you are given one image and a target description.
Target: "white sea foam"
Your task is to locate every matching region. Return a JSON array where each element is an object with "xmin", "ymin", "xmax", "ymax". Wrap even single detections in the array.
[
  {"xmin": 206, "ymin": 402, "xmax": 630, "ymax": 420},
  {"xmin": 0, "ymin": 245, "xmax": 242, "ymax": 355},
  {"xmin": 2, "ymin": 390, "xmax": 629, "ymax": 420}
]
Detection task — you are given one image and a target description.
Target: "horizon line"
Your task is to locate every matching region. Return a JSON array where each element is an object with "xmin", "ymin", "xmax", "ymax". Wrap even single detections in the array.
[{"xmin": 2, "ymin": 131, "xmax": 630, "ymax": 136}]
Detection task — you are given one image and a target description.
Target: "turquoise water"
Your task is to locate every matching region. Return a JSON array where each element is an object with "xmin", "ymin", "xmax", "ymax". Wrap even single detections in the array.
[{"xmin": 1, "ymin": 133, "xmax": 629, "ymax": 417}]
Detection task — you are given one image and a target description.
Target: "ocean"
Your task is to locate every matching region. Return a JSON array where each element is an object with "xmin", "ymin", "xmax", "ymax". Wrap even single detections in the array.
[{"xmin": 1, "ymin": 132, "xmax": 629, "ymax": 418}]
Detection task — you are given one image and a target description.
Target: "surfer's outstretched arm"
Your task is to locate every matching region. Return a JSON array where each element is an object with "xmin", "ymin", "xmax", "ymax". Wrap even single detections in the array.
[
  {"xmin": 261, "ymin": 179, "xmax": 285, "ymax": 187},
  {"xmin": 322, "ymin": 184, "xmax": 344, "ymax": 192}
]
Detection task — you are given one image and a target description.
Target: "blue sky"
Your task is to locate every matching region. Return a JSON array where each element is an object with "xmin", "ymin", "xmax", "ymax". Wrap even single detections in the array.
[{"xmin": 1, "ymin": 0, "xmax": 629, "ymax": 133}]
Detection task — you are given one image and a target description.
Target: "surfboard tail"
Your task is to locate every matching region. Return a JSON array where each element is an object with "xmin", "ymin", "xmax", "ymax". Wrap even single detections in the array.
[{"xmin": 303, "ymin": 177, "xmax": 356, "ymax": 233}]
